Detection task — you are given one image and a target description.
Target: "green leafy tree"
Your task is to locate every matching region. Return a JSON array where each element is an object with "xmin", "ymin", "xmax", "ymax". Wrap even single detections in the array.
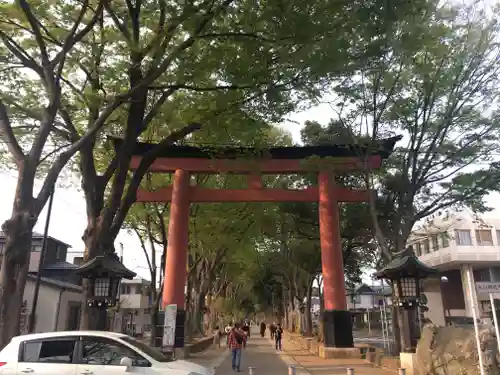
[
  {"xmin": 305, "ymin": 3, "xmax": 500, "ymax": 352},
  {"xmin": 0, "ymin": 0, "xmax": 110, "ymax": 347},
  {"xmin": 73, "ymin": 0, "xmax": 428, "ymax": 278},
  {"xmin": 331, "ymin": 3, "xmax": 500, "ymax": 260},
  {"xmin": 0, "ymin": 0, "xmax": 428, "ymax": 341}
]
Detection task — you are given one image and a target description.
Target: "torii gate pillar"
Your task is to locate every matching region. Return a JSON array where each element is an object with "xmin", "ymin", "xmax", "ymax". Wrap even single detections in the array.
[
  {"xmin": 162, "ymin": 169, "xmax": 190, "ymax": 348},
  {"xmin": 318, "ymin": 172, "xmax": 354, "ymax": 348}
]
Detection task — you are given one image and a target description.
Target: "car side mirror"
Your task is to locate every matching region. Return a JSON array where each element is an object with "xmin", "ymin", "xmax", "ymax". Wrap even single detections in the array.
[{"xmin": 120, "ymin": 356, "xmax": 133, "ymax": 370}]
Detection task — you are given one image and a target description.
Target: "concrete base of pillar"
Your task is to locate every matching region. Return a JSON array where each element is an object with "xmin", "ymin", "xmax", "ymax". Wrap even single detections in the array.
[
  {"xmin": 323, "ymin": 309, "xmax": 354, "ymax": 347},
  {"xmin": 319, "ymin": 346, "xmax": 361, "ymax": 359},
  {"xmin": 400, "ymin": 352, "xmax": 416, "ymax": 375}
]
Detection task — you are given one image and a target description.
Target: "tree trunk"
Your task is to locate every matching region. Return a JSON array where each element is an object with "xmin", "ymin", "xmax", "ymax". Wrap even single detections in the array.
[
  {"xmin": 0, "ymin": 216, "xmax": 33, "ymax": 348},
  {"xmin": 318, "ymin": 289, "xmax": 325, "ymax": 342},
  {"xmin": 305, "ymin": 279, "xmax": 313, "ymax": 337},
  {"xmin": 0, "ymin": 163, "xmax": 48, "ymax": 348},
  {"xmin": 79, "ymin": 216, "xmax": 113, "ymax": 330},
  {"xmin": 392, "ymin": 305, "xmax": 402, "ymax": 354},
  {"xmin": 193, "ymin": 289, "xmax": 207, "ymax": 336},
  {"xmin": 149, "ymin": 292, "xmax": 160, "ymax": 347},
  {"xmin": 184, "ymin": 275, "xmax": 193, "ymax": 341}
]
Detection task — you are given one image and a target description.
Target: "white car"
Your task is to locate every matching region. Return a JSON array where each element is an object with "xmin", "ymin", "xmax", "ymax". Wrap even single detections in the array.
[{"xmin": 0, "ymin": 330, "xmax": 211, "ymax": 375}]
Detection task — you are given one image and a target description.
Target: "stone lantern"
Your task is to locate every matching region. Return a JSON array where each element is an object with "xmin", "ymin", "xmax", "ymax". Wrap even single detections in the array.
[
  {"xmin": 76, "ymin": 253, "xmax": 136, "ymax": 330},
  {"xmin": 373, "ymin": 246, "xmax": 438, "ymax": 352}
]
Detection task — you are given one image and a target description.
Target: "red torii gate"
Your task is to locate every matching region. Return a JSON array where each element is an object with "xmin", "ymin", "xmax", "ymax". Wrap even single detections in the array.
[{"xmin": 123, "ymin": 137, "xmax": 399, "ymax": 355}]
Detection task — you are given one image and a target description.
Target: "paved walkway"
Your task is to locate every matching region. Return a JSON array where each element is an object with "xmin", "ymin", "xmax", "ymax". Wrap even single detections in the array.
[
  {"xmin": 278, "ymin": 336, "xmax": 395, "ymax": 375},
  {"xmin": 189, "ymin": 332, "xmax": 289, "ymax": 375},
  {"xmin": 189, "ymin": 329, "xmax": 395, "ymax": 375}
]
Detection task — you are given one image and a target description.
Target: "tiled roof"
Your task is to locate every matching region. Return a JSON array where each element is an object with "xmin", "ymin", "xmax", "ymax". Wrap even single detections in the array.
[
  {"xmin": 27, "ymin": 274, "xmax": 82, "ymax": 292},
  {"xmin": 0, "ymin": 231, "xmax": 71, "ymax": 248}
]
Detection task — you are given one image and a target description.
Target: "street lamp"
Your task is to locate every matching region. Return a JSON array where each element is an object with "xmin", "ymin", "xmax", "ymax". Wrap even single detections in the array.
[
  {"xmin": 76, "ymin": 253, "xmax": 136, "ymax": 330},
  {"xmin": 373, "ymin": 246, "xmax": 438, "ymax": 352}
]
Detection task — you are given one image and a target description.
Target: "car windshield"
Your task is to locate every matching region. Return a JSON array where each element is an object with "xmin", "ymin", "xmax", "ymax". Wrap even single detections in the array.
[{"xmin": 121, "ymin": 336, "xmax": 174, "ymax": 363}]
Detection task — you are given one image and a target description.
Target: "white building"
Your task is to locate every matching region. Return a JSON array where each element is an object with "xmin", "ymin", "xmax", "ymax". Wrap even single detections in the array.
[
  {"xmin": 409, "ymin": 208, "xmax": 500, "ymax": 325},
  {"xmin": 22, "ymin": 275, "xmax": 84, "ymax": 333},
  {"xmin": 118, "ymin": 278, "xmax": 153, "ymax": 335},
  {"xmin": 346, "ymin": 284, "xmax": 392, "ymax": 310}
]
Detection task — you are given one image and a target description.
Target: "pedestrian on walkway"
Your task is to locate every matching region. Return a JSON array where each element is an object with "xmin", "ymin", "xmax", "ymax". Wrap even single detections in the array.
[
  {"xmin": 213, "ymin": 325, "xmax": 222, "ymax": 348},
  {"xmin": 270, "ymin": 322, "xmax": 276, "ymax": 339},
  {"xmin": 228, "ymin": 323, "xmax": 246, "ymax": 372},
  {"xmin": 275, "ymin": 323, "xmax": 283, "ymax": 351},
  {"xmin": 260, "ymin": 321, "xmax": 266, "ymax": 337},
  {"xmin": 242, "ymin": 322, "xmax": 250, "ymax": 338}
]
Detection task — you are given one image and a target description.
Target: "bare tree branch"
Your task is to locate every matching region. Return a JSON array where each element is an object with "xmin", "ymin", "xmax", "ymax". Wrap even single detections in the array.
[{"xmin": 0, "ymin": 100, "xmax": 25, "ymax": 165}]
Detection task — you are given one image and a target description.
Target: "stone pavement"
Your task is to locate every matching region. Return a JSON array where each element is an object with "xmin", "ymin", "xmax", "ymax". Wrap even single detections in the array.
[
  {"xmin": 189, "ymin": 329, "xmax": 395, "ymax": 375},
  {"xmin": 189, "ymin": 332, "xmax": 289, "ymax": 375},
  {"xmin": 279, "ymin": 336, "xmax": 396, "ymax": 375}
]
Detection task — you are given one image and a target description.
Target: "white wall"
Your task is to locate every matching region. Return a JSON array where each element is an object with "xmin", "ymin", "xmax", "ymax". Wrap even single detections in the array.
[
  {"xmin": 120, "ymin": 293, "xmax": 150, "ymax": 309},
  {"xmin": 422, "ymin": 278, "xmax": 445, "ymax": 326},
  {"xmin": 57, "ymin": 289, "xmax": 84, "ymax": 330},
  {"xmin": 412, "ymin": 211, "xmax": 500, "ymax": 266},
  {"xmin": 23, "ymin": 280, "xmax": 60, "ymax": 333},
  {"xmin": 23, "ymin": 279, "xmax": 83, "ymax": 333}
]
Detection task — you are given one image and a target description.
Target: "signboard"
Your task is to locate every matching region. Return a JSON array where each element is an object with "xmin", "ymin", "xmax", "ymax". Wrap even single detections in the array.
[
  {"xmin": 476, "ymin": 282, "xmax": 500, "ymax": 293},
  {"xmin": 162, "ymin": 304, "xmax": 177, "ymax": 347}
]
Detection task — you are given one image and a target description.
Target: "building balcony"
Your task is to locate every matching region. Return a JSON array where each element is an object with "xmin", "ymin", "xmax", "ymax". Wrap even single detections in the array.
[{"xmin": 419, "ymin": 244, "xmax": 500, "ymax": 269}]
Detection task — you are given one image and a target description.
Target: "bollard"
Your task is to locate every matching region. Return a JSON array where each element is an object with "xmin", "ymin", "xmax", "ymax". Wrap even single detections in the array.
[
  {"xmin": 288, "ymin": 365, "xmax": 296, "ymax": 375},
  {"xmin": 346, "ymin": 368, "xmax": 354, "ymax": 375},
  {"xmin": 248, "ymin": 367, "xmax": 254, "ymax": 375},
  {"xmin": 398, "ymin": 369, "xmax": 406, "ymax": 375}
]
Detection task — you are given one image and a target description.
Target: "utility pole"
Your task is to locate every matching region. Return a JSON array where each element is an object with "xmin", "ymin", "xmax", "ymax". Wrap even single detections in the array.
[{"xmin": 28, "ymin": 189, "xmax": 55, "ymax": 333}]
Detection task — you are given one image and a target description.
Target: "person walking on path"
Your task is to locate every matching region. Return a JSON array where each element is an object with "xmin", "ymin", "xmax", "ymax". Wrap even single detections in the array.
[
  {"xmin": 228, "ymin": 323, "xmax": 246, "ymax": 372},
  {"xmin": 269, "ymin": 322, "xmax": 276, "ymax": 339},
  {"xmin": 213, "ymin": 325, "xmax": 222, "ymax": 348},
  {"xmin": 260, "ymin": 321, "xmax": 266, "ymax": 337},
  {"xmin": 275, "ymin": 323, "xmax": 283, "ymax": 351}
]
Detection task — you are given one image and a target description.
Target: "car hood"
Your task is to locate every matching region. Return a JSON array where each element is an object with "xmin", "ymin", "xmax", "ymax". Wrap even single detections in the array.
[{"xmin": 158, "ymin": 360, "xmax": 211, "ymax": 375}]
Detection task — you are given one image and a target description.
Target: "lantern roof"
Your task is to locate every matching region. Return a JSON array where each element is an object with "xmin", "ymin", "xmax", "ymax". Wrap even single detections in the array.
[
  {"xmin": 373, "ymin": 246, "xmax": 439, "ymax": 280},
  {"xmin": 75, "ymin": 253, "xmax": 136, "ymax": 279}
]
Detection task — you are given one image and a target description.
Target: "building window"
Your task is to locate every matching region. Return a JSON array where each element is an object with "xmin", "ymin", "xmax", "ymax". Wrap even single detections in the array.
[
  {"xmin": 475, "ymin": 230, "xmax": 493, "ymax": 246},
  {"xmin": 455, "ymin": 230, "xmax": 472, "ymax": 246},
  {"xmin": 350, "ymin": 294, "xmax": 361, "ymax": 304},
  {"xmin": 431, "ymin": 235, "xmax": 439, "ymax": 251},
  {"xmin": 415, "ymin": 242, "xmax": 422, "ymax": 256},
  {"xmin": 121, "ymin": 285, "xmax": 131, "ymax": 295},
  {"xmin": 473, "ymin": 268, "xmax": 491, "ymax": 282},
  {"xmin": 441, "ymin": 232, "xmax": 450, "ymax": 248},
  {"xmin": 423, "ymin": 239, "xmax": 430, "ymax": 254},
  {"xmin": 31, "ymin": 245, "xmax": 42, "ymax": 252},
  {"xmin": 55, "ymin": 245, "xmax": 62, "ymax": 260}
]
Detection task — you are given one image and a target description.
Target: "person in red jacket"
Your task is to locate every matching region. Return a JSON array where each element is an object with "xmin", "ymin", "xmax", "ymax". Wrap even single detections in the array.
[{"xmin": 227, "ymin": 323, "xmax": 246, "ymax": 372}]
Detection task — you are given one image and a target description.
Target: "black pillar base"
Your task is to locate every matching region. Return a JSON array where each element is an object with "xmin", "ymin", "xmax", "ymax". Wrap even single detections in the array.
[
  {"xmin": 323, "ymin": 309, "xmax": 353, "ymax": 348},
  {"xmin": 174, "ymin": 309, "xmax": 186, "ymax": 348}
]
